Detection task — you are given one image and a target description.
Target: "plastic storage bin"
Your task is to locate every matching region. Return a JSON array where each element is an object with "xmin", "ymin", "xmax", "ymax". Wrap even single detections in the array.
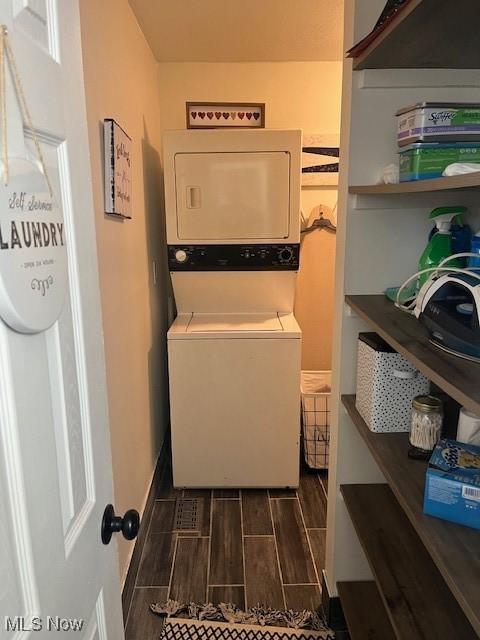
[
  {"xmin": 396, "ymin": 102, "xmax": 480, "ymax": 147},
  {"xmin": 301, "ymin": 370, "xmax": 331, "ymax": 469},
  {"xmin": 355, "ymin": 333, "xmax": 430, "ymax": 432},
  {"xmin": 398, "ymin": 142, "xmax": 480, "ymax": 182}
]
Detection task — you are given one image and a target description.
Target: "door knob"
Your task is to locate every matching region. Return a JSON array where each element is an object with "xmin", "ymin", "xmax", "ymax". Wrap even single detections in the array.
[{"xmin": 101, "ymin": 504, "xmax": 140, "ymax": 545}]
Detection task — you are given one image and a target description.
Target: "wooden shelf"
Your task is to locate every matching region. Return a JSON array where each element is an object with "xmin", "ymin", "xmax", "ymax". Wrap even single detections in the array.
[
  {"xmin": 342, "ymin": 395, "xmax": 480, "ymax": 635},
  {"xmin": 353, "ymin": 0, "xmax": 480, "ymax": 70},
  {"xmin": 349, "ymin": 172, "xmax": 480, "ymax": 195},
  {"xmin": 340, "ymin": 483, "xmax": 476, "ymax": 639},
  {"xmin": 345, "ymin": 295, "xmax": 480, "ymax": 415},
  {"xmin": 337, "ymin": 581, "xmax": 395, "ymax": 640}
]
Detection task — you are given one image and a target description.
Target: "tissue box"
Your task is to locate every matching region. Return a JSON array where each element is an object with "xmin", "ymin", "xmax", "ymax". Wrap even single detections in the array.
[{"xmin": 424, "ymin": 439, "xmax": 480, "ymax": 530}]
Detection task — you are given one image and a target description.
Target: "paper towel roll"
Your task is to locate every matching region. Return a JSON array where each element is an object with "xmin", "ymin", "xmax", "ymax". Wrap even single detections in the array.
[{"xmin": 457, "ymin": 408, "xmax": 480, "ymax": 446}]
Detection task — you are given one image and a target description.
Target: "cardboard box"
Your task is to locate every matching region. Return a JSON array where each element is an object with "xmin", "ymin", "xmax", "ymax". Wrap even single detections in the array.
[{"xmin": 424, "ymin": 439, "xmax": 480, "ymax": 530}]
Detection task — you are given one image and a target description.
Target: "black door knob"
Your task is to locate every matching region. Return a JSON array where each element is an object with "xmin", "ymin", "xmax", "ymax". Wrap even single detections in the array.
[{"xmin": 101, "ymin": 504, "xmax": 140, "ymax": 545}]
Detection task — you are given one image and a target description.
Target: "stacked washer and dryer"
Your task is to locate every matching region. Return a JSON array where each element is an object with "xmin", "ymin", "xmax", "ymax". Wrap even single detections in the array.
[{"xmin": 164, "ymin": 129, "xmax": 302, "ymax": 488}]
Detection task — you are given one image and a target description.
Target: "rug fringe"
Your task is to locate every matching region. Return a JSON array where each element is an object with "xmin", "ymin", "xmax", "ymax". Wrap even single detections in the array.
[{"xmin": 150, "ymin": 600, "xmax": 333, "ymax": 633}]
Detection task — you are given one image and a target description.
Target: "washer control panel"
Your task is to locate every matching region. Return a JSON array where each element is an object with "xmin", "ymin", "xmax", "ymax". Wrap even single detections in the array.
[{"xmin": 168, "ymin": 244, "xmax": 300, "ymax": 271}]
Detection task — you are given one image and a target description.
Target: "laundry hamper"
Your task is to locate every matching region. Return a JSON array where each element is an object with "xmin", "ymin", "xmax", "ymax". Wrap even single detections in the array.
[{"xmin": 301, "ymin": 371, "xmax": 331, "ymax": 469}]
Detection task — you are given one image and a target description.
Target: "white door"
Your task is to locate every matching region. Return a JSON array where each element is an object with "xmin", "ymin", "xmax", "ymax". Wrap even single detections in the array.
[
  {"xmin": 175, "ymin": 151, "xmax": 291, "ymax": 240},
  {"xmin": 0, "ymin": 2, "xmax": 124, "ymax": 638}
]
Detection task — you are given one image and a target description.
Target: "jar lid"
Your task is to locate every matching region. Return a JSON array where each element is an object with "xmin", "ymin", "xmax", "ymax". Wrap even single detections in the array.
[{"xmin": 412, "ymin": 395, "xmax": 442, "ymax": 412}]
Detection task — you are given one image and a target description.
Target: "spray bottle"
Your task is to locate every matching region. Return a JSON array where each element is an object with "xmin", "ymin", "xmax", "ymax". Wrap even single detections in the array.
[
  {"xmin": 417, "ymin": 206, "xmax": 466, "ymax": 289},
  {"xmin": 468, "ymin": 232, "xmax": 480, "ymax": 272}
]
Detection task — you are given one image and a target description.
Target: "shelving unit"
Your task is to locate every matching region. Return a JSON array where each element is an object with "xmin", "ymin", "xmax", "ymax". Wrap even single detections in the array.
[
  {"xmin": 350, "ymin": 172, "xmax": 480, "ymax": 195},
  {"xmin": 345, "ymin": 295, "xmax": 480, "ymax": 415},
  {"xmin": 342, "ymin": 395, "xmax": 480, "ymax": 634},
  {"xmin": 337, "ymin": 581, "xmax": 395, "ymax": 640},
  {"xmin": 326, "ymin": 1, "xmax": 480, "ymax": 639},
  {"xmin": 353, "ymin": 0, "xmax": 480, "ymax": 70},
  {"xmin": 341, "ymin": 483, "xmax": 476, "ymax": 639}
]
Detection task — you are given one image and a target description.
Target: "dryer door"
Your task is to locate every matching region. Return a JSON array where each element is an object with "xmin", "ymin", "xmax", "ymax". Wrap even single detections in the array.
[{"xmin": 175, "ymin": 151, "xmax": 290, "ymax": 241}]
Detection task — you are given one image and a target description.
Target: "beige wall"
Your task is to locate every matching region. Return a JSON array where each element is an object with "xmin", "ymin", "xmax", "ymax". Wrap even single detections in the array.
[
  {"xmin": 157, "ymin": 62, "xmax": 342, "ymax": 369},
  {"xmin": 296, "ymin": 198, "xmax": 337, "ymax": 370},
  {"xmin": 77, "ymin": 32, "xmax": 340, "ymax": 581},
  {"xmin": 80, "ymin": 0, "xmax": 170, "ymax": 581}
]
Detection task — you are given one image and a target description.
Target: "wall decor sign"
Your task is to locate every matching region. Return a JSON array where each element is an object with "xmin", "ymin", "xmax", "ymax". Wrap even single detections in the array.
[
  {"xmin": 0, "ymin": 157, "xmax": 67, "ymax": 333},
  {"xmin": 302, "ymin": 133, "xmax": 340, "ymax": 187},
  {"xmin": 104, "ymin": 119, "xmax": 132, "ymax": 218},
  {"xmin": 0, "ymin": 27, "xmax": 67, "ymax": 334},
  {"xmin": 186, "ymin": 102, "xmax": 265, "ymax": 129}
]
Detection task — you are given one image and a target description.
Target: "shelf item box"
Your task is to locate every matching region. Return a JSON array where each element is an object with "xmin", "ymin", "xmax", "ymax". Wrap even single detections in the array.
[
  {"xmin": 424, "ymin": 438, "xmax": 480, "ymax": 530},
  {"xmin": 355, "ymin": 332, "xmax": 429, "ymax": 433},
  {"xmin": 301, "ymin": 370, "xmax": 331, "ymax": 469},
  {"xmin": 396, "ymin": 102, "xmax": 480, "ymax": 147},
  {"xmin": 398, "ymin": 142, "xmax": 480, "ymax": 182}
]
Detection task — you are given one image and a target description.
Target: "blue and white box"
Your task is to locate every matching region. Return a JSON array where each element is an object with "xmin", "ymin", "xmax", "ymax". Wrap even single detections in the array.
[{"xmin": 424, "ymin": 439, "xmax": 480, "ymax": 530}]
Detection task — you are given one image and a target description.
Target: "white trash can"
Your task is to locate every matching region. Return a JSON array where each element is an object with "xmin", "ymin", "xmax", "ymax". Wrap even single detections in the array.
[{"xmin": 301, "ymin": 370, "xmax": 331, "ymax": 469}]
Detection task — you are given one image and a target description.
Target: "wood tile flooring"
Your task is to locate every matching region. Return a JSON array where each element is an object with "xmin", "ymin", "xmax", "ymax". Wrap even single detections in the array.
[{"xmin": 125, "ymin": 460, "xmax": 328, "ymax": 640}]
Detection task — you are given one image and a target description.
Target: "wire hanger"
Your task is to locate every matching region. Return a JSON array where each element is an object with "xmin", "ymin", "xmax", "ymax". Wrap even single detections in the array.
[{"xmin": 301, "ymin": 205, "xmax": 337, "ymax": 237}]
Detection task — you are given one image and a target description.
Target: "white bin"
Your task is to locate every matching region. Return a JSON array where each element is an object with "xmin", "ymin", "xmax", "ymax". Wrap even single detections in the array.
[
  {"xmin": 301, "ymin": 370, "xmax": 331, "ymax": 469},
  {"xmin": 355, "ymin": 332, "xmax": 430, "ymax": 432}
]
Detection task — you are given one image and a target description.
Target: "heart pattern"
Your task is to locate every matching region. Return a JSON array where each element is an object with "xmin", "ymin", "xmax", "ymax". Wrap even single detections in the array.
[{"xmin": 190, "ymin": 109, "xmax": 262, "ymax": 125}]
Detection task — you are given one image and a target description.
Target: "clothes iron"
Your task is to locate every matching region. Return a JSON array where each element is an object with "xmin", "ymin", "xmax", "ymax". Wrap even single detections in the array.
[{"xmin": 414, "ymin": 272, "xmax": 480, "ymax": 362}]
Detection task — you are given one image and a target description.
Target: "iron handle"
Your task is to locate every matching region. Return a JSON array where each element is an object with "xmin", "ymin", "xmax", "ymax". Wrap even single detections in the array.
[{"xmin": 101, "ymin": 504, "xmax": 140, "ymax": 545}]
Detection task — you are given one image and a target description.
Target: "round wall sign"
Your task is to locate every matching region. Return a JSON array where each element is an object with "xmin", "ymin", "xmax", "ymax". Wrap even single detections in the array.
[{"xmin": 0, "ymin": 157, "xmax": 67, "ymax": 333}]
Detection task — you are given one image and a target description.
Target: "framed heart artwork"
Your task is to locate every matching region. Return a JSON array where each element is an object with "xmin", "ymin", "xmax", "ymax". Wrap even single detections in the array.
[{"xmin": 186, "ymin": 102, "xmax": 265, "ymax": 129}]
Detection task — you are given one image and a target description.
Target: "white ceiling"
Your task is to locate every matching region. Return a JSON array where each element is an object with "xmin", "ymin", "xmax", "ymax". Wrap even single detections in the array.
[{"xmin": 129, "ymin": 0, "xmax": 344, "ymax": 63}]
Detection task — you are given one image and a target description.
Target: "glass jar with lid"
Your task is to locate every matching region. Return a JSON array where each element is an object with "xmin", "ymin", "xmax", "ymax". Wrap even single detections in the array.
[{"xmin": 408, "ymin": 395, "xmax": 443, "ymax": 459}]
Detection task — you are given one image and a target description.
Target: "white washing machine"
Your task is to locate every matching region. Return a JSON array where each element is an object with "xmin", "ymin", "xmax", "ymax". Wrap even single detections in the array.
[{"xmin": 164, "ymin": 129, "xmax": 302, "ymax": 488}]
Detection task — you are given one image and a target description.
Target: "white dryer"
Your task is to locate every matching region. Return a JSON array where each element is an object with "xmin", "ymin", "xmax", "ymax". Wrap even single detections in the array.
[{"xmin": 164, "ymin": 129, "xmax": 302, "ymax": 488}]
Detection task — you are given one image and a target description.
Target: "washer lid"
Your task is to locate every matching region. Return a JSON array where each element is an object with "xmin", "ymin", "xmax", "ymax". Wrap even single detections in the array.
[
  {"xmin": 168, "ymin": 312, "xmax": 301, "ymax": 340},
  {"xmin": 187, "ymin": 312, "xmax": 283, "ymax": 333}
]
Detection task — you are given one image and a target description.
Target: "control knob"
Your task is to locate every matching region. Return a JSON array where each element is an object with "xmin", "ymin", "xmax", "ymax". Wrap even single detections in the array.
[
  {"xmin": 278, "ymin": 247, "xmax": 294, "ymax": 262},
  {"xmin": 175, "ymin": 249, "xmax": 188, "ymax": 263}
]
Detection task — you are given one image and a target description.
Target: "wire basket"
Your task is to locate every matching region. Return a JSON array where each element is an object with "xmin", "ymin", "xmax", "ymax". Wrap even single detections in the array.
[{"xmin": 301, "ymin": 371, "xmax": 331, "ymax": 470}]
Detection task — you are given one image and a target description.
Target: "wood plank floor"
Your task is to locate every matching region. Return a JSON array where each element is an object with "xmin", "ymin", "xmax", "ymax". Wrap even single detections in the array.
[{"xmin": 125, "ymin": 464, "xmax": 328, "ymax": 640}]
